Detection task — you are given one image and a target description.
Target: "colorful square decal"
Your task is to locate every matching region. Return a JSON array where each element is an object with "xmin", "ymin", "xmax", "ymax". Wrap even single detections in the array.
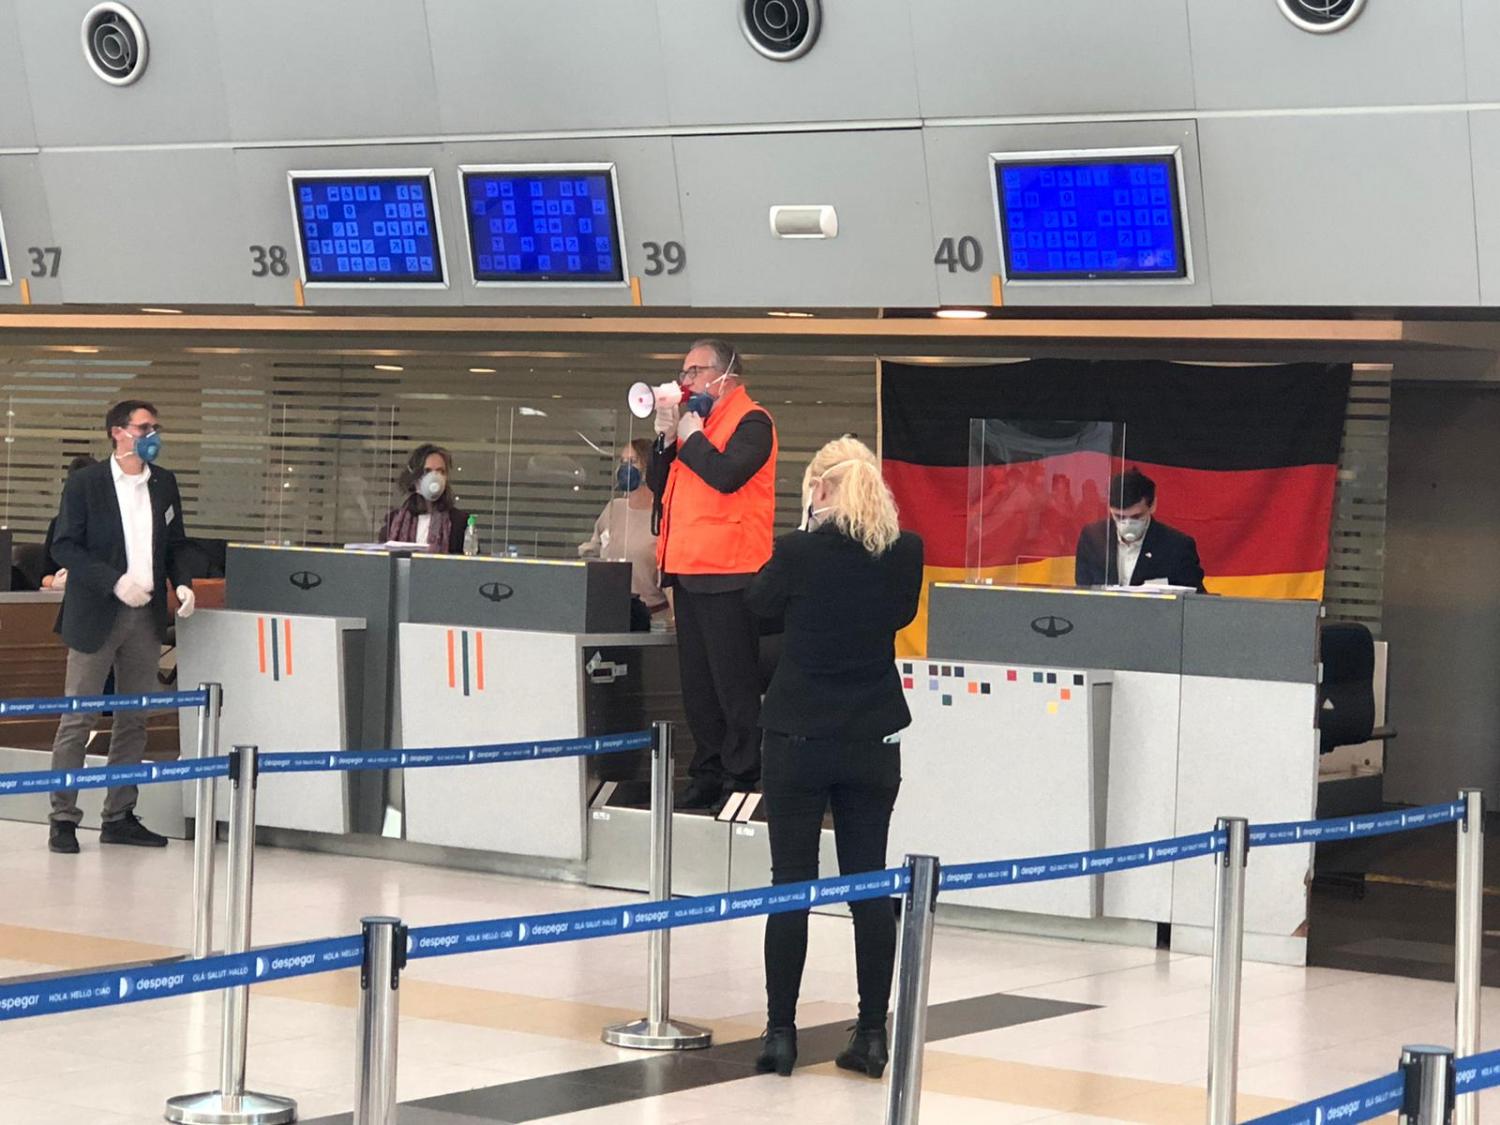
[
  {"xmin": 968, "ymin": 682, "xmax": 979, "ymax": 695},
  {"xmin": 1046, "ymin": 701, "xmax": 1059, "ymax": 715},
  {"xmin": 1073, "ymin": 673, "xmax": 1085, "ymax": 686},
  {"xmin": 1061, "ymin": 688, "xmax": 1072, "ymax": 701},
  {"xmin": 942, "ymin": 694, "xmax": 953, "ymax": 707},
  {"xmin": 981, "ymin": 683, "xmax": 992, "ymax": 695},
  {"xmin": 1046, "ymin": 673, "xmax": 1057, "ymax": 685},
  {"xmin": 955, "ymin": 666, "xmax": 965, "ymax": 678},
  {"xmin": 903, "ymin": 663, "xmax": 913, "ymax": 675},
  {"xmin": 902, "ymin": 677, "xmax": 914, "ymax": 690},
  {"xmin": 1033, "ymin": 672, "xmax": 1044, "ymax": 684},
  {"xmin": 1007, "ymin": 670, "xmax": 1018, "ymax": 682},
  {"xmin": 941, "ymin": 665, "xmax": 952, "ymax": 677},
  {"xmin": 929, "ymin": 679, "xmax": 940, "ymax": 691}
]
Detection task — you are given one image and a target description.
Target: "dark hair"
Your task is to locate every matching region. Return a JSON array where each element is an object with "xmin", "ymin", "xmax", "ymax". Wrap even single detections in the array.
[
  {"xmin": 104, "ymin": 400, "xmax": 157, "ymax": 437},
  {"xmin": 66, "ymin": 454, "xmax": 95, "ymax": 476},
  {"xmin": 627, "ymin": 437, "xmax": 653, "ymax": 467},
  {"xmin": 398, "ymin": 443, "xmax": 454, "ymax": 508},
  {"xmin": 688, "ymin": 338, "xmax": 741, "ymax": 377},
  {"xmin": 1110, "ymin": 467, "xmax": 1156, "ymax": 510}
]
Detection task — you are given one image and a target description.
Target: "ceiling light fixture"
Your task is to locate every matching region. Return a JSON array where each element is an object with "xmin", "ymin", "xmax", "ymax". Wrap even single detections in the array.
[
  {"xmin": 373, "ymin": 364, "xmax": 404, "ymax": 372},
  {"xmin": 468, "ymin": 367, "xmax": 496, "ymax": 374},
  {"xmin": 934, "ymin": 308, "xmax": 989, "ymax": 320},
  {"xmin": 140, "ymin": 306, "xmax": 182, "ymax": 314},
  {"xmin": 767, "ymin": 310, "xmax": 815, "ymax": 318}
]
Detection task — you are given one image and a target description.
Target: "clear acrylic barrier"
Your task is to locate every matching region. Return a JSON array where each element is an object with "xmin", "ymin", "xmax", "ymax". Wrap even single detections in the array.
[{"xmin": 965, "ymin": 419, "xmax": 1126, "ymax": 587}]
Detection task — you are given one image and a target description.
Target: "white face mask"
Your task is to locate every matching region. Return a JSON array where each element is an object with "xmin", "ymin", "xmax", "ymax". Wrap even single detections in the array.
[
  {"xmin": 418, "ymin": 470, "xmax": 446, "ymax": 501},
  {"xmin": 1115, "ymin": 516, "xmax": 1149, "ymax": 544}
]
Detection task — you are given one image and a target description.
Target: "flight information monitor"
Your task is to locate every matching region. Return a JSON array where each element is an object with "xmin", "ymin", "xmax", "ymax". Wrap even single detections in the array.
[
  {"xmin": 461, "ymin": 164, "xmax": 626, "ymax": 285},
  {"xmin": 992, "ymin": 149, "xmax": 1189, "ymax": 282},
  {"xmin": 289, "ymin": 170, "xmax": 446, "ymax": 286}
]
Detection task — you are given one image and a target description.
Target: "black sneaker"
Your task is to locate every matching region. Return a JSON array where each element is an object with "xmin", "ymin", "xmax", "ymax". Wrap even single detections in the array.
[
  {"xmin": 48, "ymin": 821, "xmax": 80, "ymax": 854},
  {"xmin": 99, "ymin": 812, "xmax": 168, "ymax": 848},
  {"xmin": 677, "ymin": 778, "xmax": 725, "ymax": 811}
]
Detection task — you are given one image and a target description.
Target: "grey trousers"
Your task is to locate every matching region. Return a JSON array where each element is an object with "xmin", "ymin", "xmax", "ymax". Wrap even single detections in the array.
[{"xmin": 50, "ymin": 606, "xmax": 160, "ymax": 825}]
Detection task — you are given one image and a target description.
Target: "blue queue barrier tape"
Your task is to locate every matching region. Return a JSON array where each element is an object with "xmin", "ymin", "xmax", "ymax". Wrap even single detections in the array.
[
  {"xmin": 407, "ymin": 866, "xmax": 912, "ymax": 959},
  {"xmin": 937, "ymin": 829, "xmax": 1226, "ymax": 892},
  {"xmin": 259, "ymin": 730, "xmax": 654, "ymax": 775},
  {"xmin": 0, "ymin": 933, "xmax": 363, "ymax": 1022},
  {"xmin": 0, "ymin": 689, "xmax": 208, "ymax": 718},
  {"xmin": 0, "ymin": 755, "xmax": 231, "ymax": 798},
  {"xmin": 1250, "ymin": 801, "xmax": 1465, "ymax": 848},
  {"xmin": 1240, "ymin": 1070, "xmax": 1406, "ymax": 1125},
  {"xmin": 1455, "ymin": 1047, "xmax": 1500, "ymax": 1094}
]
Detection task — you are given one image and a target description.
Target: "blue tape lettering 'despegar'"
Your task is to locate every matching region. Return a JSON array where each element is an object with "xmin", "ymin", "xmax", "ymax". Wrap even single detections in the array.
[{"xmin": 0, "ymin": 689, "xmax": 207, "ymax": 717}]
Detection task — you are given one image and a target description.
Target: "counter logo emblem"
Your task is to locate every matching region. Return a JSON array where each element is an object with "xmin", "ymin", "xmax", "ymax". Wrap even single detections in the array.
[
  {"xmin": 1030, "ymin": 615, "xmax": 1074, "ymax": 639},
  {"xmin": 479, "ymin": 582, "xmax": 514, "ymax": 603},
  {"xmin": 289, "ymin": 570, "xmax": 322, "ymax": 591}
]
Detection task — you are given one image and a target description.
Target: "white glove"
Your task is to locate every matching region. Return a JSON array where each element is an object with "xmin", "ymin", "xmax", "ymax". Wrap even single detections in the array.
[
  {"xmin": 51, "ymin": 568, "xmax": 68, "ymax": 590},
  {"xmin": 654, "ymin": 401, "xmax": 679, "ymax": 438},
  {"xmin": 677, "ymin": 410, "xmax": 704, "ymax": 442},
  {"xmin": 175, "ymin": 585, "xmax": 196, "ymax": 619},
  {"xmin": 113, "ymin": 575, "xmax": 152, "ymax": 608}
]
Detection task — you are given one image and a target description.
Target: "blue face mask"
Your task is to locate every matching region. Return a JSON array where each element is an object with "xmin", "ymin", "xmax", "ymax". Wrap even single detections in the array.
[
  {"xmin": 684, "ymin": 393, "xmax": 714, "ymax": 418},
  {"xmin": 616, "ymin": 464, "xmax": 642, "ymax": 493},
  {"xmin": 133, "ymin": 430, "xmax": 162, "ymax": 464}
]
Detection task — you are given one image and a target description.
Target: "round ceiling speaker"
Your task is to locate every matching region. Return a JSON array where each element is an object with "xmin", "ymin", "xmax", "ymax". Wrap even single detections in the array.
[
  {"xmin": 740, "ymin": 0, "xmax": 821, "ymax": 61},
  {"xmin": 81, "ymin": 3, "xmax": 148, "ymax": 86},
  {"xmin": 1276, "ymin": 0, "xmax": 1366, "ymax": 33}
]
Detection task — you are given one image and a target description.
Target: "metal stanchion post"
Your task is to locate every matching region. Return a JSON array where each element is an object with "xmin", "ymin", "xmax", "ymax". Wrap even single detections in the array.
[
  {"xmin": 1400, "ymin": 1045, "xmax": 1455, "ymax": 1125},
  {"xmin": 1206, "ymin": 818, "xmax": 1249, "ymax": 1125},
  {"xmin": 166, "ymin": 746, "xmax": 297, "ymax": 1125},
  {"xmin": 885, "ymin": 854, "xmax": 939, "ymax": 1125},
  {"xmin": 602, "ymin": 721, "xmax": 712, "ymax": 1050},
  {"xmin": 192, "ymin": 682, "xmax": 223, "ymax": 960},
  {"xmin": 1455, "ymin": 789, "xmax": 1485, "ymax": 1125},
  {"xmin": 355, "ymin": 916, "xmax": 407, "ymax": 1125}
]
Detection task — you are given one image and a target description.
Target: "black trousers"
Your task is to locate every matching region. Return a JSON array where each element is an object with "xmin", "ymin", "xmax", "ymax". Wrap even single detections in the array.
[
  {"xmin": 673, "ymin": 587, "xmax": 763, "ymax": 787},
  {"xmin": 761, "ymin": 730, "xmax": 901, "ymax": 1029}
]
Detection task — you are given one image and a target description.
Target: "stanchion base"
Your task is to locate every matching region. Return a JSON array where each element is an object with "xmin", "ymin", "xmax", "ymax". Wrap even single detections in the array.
[
  {"xmin": 602, "ymin": 1017, "xmax": 713, "ymax": 1051},
  {"xmin": 164, "ymin": 1090, "xmax": 298, "ymax": 1125}
]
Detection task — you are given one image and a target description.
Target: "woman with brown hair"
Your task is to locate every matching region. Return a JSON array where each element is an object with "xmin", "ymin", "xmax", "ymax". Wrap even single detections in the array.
[
  {"xmin": 379, "ymin": 444, "xmax": 471, "ymax": 554},
  {"xmin": 580, "ymin": 438, "xmax": 669, "ymax": 627}
]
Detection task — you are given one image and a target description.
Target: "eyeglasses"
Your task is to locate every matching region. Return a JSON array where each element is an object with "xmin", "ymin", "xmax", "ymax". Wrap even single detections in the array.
[
  {"xmin": 123, "ymin": 422, "xmax": 162, "ymax": 435},
  {"xmin": 678, "ymin": 364, "xmax": 721, "ymax": 381}
]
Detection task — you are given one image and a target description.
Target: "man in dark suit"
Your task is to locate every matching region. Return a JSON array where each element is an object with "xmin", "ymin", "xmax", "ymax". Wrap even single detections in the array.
[
  {"xmin": 47, "ymin": 400, "xmax": 197, "ymax": 854},
  {"xmin": 1074, "ymin": 467, "xmax": 1206, "ymax": 591}
]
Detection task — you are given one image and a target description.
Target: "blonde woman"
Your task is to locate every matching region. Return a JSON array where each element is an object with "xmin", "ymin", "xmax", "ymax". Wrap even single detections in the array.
[{"xmin": 745, "ymin": 436, "xmax": 924, "ymax": 1079}]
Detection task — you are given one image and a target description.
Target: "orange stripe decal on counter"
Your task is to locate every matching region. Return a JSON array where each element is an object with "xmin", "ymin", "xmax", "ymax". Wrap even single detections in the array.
[
  {"xmin": 257, "ymin": 617, "xmax": 267, "ymax": 675},
  {"xmin": 475, "ymin": 632, "xmax": 485, "ymax": 691},
  {"xmin": 283, "ymin": 619, "xmax": 293, "ymax": 678},
  {"xmin": 446, "ymin": 629, "xmax": 456, "ymax": 689}
]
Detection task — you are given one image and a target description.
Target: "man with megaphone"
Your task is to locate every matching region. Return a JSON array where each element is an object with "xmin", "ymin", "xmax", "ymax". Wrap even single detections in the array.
[{"xmin": 646, "ymin": 338, "xmax": 778, "ymax": 810}]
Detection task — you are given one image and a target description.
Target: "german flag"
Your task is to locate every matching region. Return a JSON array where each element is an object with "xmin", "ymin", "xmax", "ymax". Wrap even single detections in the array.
[{"xmin": 881, "ymin": 360, "xmax": 1351, "ymax": 656}]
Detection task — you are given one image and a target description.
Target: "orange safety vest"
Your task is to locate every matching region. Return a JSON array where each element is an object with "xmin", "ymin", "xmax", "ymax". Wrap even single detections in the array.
[{"xmin": 657, "ymin": 384, "xmax": 778, "ymax": 576}]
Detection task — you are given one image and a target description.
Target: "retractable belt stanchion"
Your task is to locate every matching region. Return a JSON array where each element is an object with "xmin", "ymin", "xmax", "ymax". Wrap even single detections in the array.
[
  {"xmin": 1400, "ymin": 1045, "xmax": 1456, "ymax": 1124},
  {"xmin": 166, "ymin": 746, "xmax": 297, "ymax": 1125},
  {"xmin": 355, "ymin": 916, "xmax": 407, "ymax": 1125},
  {"xmin": 885, "ymin": 854, "xmax": 939, "ymax": 1125},
  {"xmin": 1206, "ymin": 818, "xmax": 1248, "ymax": 1125},
  {"xmin": 602, "ymin": 721, "xmax": 712, "ymax": 1050},
  {"xmin": 1455, "ymin": 789, "xmax": 1485, "ymax": 1125},
  {"xmin": 192, "ymin": 683, "xmax": 223, "ymax": 960}
]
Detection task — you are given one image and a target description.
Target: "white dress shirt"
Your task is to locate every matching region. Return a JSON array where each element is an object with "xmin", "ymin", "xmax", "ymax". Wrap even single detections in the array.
[
  {"xmin": 1116, "ymin": 537, "xmax": 1144, "ymax": 586},
  {"xmin": 111, "ymin": 455, "xmax": 155, "ymax": 594},
  {"xmin": 415, "ymin": 513, "xmax": 431, "ymax": 546}
]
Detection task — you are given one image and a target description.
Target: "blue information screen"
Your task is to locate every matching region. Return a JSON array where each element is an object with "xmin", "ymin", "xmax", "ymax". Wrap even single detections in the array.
[
  {"xmin": 462, "ymin": 168, "xmax": 624, "ymax": 283},
  {"xmin": 995, "ymin": 155, "xmax": 1187, "ymax": 281},
  {"xmin": 291, "ymin": 173, "xmax": 445, "ymax": 285}
]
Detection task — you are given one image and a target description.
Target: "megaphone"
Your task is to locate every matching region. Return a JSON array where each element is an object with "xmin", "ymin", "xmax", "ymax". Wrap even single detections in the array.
[
  {"xmin": 627, "ymin": 381, "xmax": 713, "ymax": 420},
  {"xmin": 627, "ymin": 380, "xmax": 688, "ymax": 420}
]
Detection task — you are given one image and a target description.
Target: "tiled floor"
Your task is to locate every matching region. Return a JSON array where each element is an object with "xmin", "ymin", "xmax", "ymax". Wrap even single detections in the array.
[{"xmin": 0, "ymin": 817, "xmax": 1491, "ymax": 1124}]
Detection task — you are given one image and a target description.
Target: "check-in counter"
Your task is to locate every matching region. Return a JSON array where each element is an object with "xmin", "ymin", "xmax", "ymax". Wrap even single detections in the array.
[
  {"xmin": 899, "ymin": 584, "xmax": 1318, "ymax": 965},
  {"xmin": 177, "ymin": 609, "xmax": 364, "ymax": 834},
  {"xmin": 398, "ymin": 624, "xmax": 675, "ymax": 869}
]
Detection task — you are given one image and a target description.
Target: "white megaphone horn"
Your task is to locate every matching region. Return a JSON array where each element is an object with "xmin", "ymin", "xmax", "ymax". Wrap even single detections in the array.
[{"xmin": 627, "ymin": 380, "xmax": 690, "ymax": 420}]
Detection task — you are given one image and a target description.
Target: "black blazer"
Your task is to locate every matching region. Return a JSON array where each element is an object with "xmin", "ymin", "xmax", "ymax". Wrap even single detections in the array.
[
  {"xmin": 1074, "ymin": 518, "xmax": 1206, "ymax": 591},
  {"xmin": 378, "ymin": 504, "xmax": 470, "ymax": 555},
  {"xmin": 51, "ymin": 459, "xmax": 190, "ymax": 653},
  {"xmin": 746, "ymin": 526, "xmax": 925, "ymax": 741}
]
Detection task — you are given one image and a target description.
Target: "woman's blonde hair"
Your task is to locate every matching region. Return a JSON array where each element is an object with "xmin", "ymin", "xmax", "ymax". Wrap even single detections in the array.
[{"xmin": 803, "ymin": 436, "xmax": 902, "ymax": 556}]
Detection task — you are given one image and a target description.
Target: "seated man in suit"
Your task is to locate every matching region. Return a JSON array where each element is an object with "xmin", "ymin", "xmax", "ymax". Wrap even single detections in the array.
[{"xmin": 1074, "ymin": 467, "xmax": 1206, "ymax": 591}]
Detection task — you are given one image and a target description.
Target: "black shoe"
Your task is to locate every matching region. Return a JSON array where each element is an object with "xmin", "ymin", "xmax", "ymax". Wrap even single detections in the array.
[
  {"xmin": 99, "ymin": 813, "xmax": 168, "ymax": 848},
  {"xmin": 835, "ymin": 1024, "xmax": 889, "ymax": 1079},
  {"xmin": 677, "ymin": 778, "xmax": 724, "ymax": 811},
  {"xmin": 48, "ymin": 821, "xmax": 80, "ymax": 854},
  {"xmin": 754, "ymin": 1025, "xmax": 797, "ymax": 1077}
]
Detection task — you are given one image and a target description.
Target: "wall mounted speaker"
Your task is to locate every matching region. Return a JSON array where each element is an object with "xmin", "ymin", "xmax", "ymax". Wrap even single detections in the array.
[
  {"xmin": 1276, "ymin": 0, "xmax": 1366, "ymax": 33},
  {"xmin": 81, "ymin": 2, "xmax": 149, "ymax": 85},
  {"xmin": 739, "ymin": 0, "xmax": 821, "ymax": 61}
]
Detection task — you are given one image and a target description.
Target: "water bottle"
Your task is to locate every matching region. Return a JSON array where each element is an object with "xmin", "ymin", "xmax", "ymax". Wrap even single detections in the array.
[{"xmin": 462, "ymin": 515, "xmax": 479, "ymax": 557}]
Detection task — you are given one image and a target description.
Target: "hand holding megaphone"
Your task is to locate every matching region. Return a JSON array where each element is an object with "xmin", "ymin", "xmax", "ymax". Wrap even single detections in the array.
[{"xmin": 627, "ymin": 381, "xmax": 714, "ymax": 442}]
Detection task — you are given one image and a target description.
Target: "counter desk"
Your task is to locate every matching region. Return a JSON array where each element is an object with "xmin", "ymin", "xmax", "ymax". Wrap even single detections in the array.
[{"xmin": 892, "ymin": 584, "xmax": 1318, "ymax": 965}]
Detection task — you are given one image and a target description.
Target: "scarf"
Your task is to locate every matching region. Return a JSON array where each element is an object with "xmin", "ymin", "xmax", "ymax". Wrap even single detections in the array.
[{"xmin": 386, "ymin": 496, "xmax": 452, "ymax": 553}]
